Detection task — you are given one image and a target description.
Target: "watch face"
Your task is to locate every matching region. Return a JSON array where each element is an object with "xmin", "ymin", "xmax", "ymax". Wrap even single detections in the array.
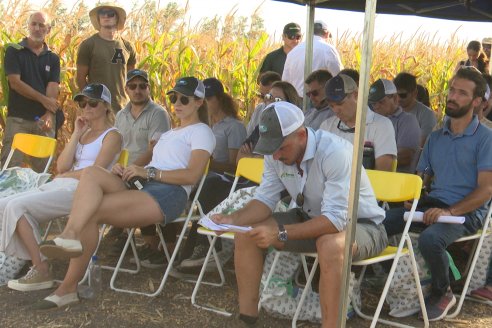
[
  {"xmin": 147, "ymin": 167, "xmax": 156, "ymax": 180},
  {"xmin": 278, "ymin": 231, "xmax": 288, "ymax": 242}
]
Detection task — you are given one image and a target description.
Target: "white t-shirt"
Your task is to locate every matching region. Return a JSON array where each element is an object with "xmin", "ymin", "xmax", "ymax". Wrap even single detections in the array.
[
  {"xmin": 147, "ymin": 123, "xmax": 216, "ymax": 195},
  {"xmin": 320, "ymin": 109, "xmax": 397, "ymax": 159}
]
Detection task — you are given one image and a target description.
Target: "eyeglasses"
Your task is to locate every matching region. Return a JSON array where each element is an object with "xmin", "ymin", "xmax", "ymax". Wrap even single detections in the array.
[
  {"xmin": 287, "ymin": 34, "xmax": 301, "ymax": 41},
  {"xmin": 264, "ymin": 93, "xmax": 284, "ymax": 103},
  {"xmin": 78, "ymin": 99, "xmax": 101, "ymax": 108},
  {"xmin": 337, "ymin": 120, "xmax": 355, "ymax": 133},
  {"xmin": 98, "ymin": 9, "xmax": 116, "ymax": 17},
  {"xmin": 296, "ymin": 193, "xmax": 304, "ymax": 207},
  {"xmin": 398, "ymin": 92, "xmax": 408, "ymax": 99},
  {"xmin": 127, "ymin": 83, "xmax": 148, "ymax": 90},
  {"xmin": 169, "ymin": 93, "xmax": 191, "ymax": 105},
  {"xmin": 306, "ymin": 88, "xmax": 321, "ymax": 98}
]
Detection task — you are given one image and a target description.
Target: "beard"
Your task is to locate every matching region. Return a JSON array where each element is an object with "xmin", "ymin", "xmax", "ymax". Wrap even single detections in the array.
[{"xmin": 445, "ymin": 99, "xmax": 473, "ymax": 118}]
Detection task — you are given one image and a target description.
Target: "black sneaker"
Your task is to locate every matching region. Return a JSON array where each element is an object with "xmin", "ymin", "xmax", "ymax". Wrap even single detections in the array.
[
  {"xmin": 140, "ymin": 249, "xmax": 167, "ymax": 269},
  {"xmin": 419, "ymin": 289, "xmax": 456, "ymax": 321}
]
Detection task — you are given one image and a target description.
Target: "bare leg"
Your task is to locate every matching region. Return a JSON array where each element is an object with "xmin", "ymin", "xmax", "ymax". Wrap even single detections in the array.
[
  {"xmin": 316, "ymin": 231, "xmax": 346, "ymax": 328},
  {"xmin": 16, "ymin": 216, "xmax": 48, "ymax": 273}
]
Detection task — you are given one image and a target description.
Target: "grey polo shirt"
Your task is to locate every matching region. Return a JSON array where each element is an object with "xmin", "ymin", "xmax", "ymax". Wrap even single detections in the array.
[
  {"xmin": 212, "ymin": 116, "xmax": 247, "ymax": 163},
  {"xmin": 254, "ymin": 128, "xmax": 385, "ymax": 231},
  {"xmin": 115, "ymin": 100, "xmax": 171, "ymax": 164},
  {"xmin": 304, "ymin": 105, "xmax": 335, "ymax": 130},
  {"xmin": 388, "ymin": 107, "xmax": 421, "ymax": 173},
  {"xmin": 407, "ymin": 101, "xmax": 437, "ymax": 143}
]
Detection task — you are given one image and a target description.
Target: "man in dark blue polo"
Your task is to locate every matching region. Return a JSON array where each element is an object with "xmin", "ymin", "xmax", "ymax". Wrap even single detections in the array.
[
  {"xmin": 384, "ymin": 67, "xmax": 492, "ymax": 321},
  {"xmin": 1, "ymin": 11, "xmax": 60, "ymax": 172}
]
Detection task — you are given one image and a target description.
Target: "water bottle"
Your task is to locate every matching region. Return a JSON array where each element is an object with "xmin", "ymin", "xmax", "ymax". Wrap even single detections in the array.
[
  {"xmin": 34, "ymin": 116, "xmax": 47, "ymax": 130},
  {"xmin": 79, "ymin": 255, "xmax": 102, "ymax": 299}
]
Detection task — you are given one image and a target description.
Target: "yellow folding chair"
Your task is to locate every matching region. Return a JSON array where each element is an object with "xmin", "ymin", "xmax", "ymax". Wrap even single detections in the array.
[
  {"xmin": 109, "ymin": 161, "xmax": 210, "ymax": 297},
  {"xmin": 191, "ymin": 157, "xmax": 264, "ymax": 315},
  {"xmin": 2, "ymin": 133, "xmax": 57, "ymax": 173},
  {"xmin": 264, "ymin": 170, "xmax": 428, "ymax": 328}
]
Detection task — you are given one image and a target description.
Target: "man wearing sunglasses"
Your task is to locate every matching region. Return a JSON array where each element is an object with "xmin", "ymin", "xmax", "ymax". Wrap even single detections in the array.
[
  {"xmin": 259, "ymin": 22, "xmax": 302, "ymax": 76},
  {"xmin": 104, "ymin": 69, "xmax": 171, "ymax": 256},
  {"xmin": 320, "ymin": 74, "xmax": 397, "ymax": 172},
  {"xmin": 283, "ymin": 20, "xmax": 343, "ymax": 97},
  {"xmin": 369, "ymin": 79, "xmax": 421, "ymax": 173},
  {"xmin": 76, "ymin": 3, "xmax": 136, "ymax": 113},
  {"xmin": 393, "ymin": 72, "xmax": 437, "ymax": 147},
  {"xmin": 1, "ymin": 11, "xmax": 60, "ymax": 172},
  {"xmin": 212, "ymin": 102, "xmax": 387, "ymax": 327},
  {"xmin": 303, "ymin": 69, "xmax": 335, "ymax": 130}
]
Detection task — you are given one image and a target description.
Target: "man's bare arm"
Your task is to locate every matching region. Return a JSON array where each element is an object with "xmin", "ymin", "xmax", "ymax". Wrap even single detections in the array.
[{"xmin": 76, "ymin": 65, "xmax": 89, "ymax": 91}]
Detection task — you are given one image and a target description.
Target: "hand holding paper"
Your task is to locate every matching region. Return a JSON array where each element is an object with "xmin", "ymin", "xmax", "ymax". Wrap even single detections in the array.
[
  {"xmin": 404, "ymin": 211, "xmax": 465, "ymax": 224},
  {"xmin": 199, "ymin": 215, "xmax": 252, "ymax": 233}
]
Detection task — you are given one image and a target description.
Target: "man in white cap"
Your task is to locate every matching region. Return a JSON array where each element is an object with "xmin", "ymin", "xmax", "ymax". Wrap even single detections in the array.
[
  {"xmin": 212, "ymin": 101, "xmax": 387, "ymax": 327},
  {"xmin": 282, "ymin": 20, "xmax": 343, "ymax": 97},
  {"xmin": 76, "ymin": 3, "xmax": 136, "ymax": 113}
]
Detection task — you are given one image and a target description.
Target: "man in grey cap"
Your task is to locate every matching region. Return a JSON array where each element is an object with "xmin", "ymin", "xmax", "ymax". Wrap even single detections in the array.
[
  {"xmin": 76, "ymin": 3, "xmax": 137, "ymax": 113},
  {"xmin": 283, "ymin": 20, "xmax": 343, "ymax": 97},
  {"xmin": 212, "ymin": 102, "xmax": 387, "ymax": 327},
  {"xmin": 259, "ymin": 22, "xmax": 302, "ymax": 76}
]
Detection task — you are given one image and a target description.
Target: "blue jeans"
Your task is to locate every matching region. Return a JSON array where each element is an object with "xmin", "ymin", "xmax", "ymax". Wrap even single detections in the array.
[{"xmin": 384, "ymin": 196, "xmax": 483, "ymax": 298}]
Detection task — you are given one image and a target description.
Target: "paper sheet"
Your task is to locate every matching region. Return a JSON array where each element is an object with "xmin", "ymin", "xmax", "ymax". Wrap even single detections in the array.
[
  {"xmin": 198, "ymin": 215, "xmax": 252, "ymax": 233},
  {"xmin": 404, "ymin": 211, "xmax": 465, "ymax": 224}
]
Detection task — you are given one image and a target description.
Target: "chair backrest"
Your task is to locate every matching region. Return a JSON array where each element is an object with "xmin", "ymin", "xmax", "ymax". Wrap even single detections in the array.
[
  {"xmin": 235, "ymin": 157, "xmax": 264, "ymax": 184},
  {"xmin": 117, "ymin": 149, "xmax": 129, "ymax": 167},
  {"xmin": 366, "ymin": 169, "xmax": 422, "ymax": 202},
  {"xmin": 2, "ymin": 133, "xmax": 57, "ymax": 173}
]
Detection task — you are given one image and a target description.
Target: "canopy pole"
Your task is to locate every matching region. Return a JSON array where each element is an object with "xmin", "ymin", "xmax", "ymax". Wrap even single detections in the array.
[
  {"xmin": 302, "ymin": 0, "xmax": 315, "ymax": 112},
  {"xmin": 338, "ymin": 0, "xmax": 378, "ymax": 327}
]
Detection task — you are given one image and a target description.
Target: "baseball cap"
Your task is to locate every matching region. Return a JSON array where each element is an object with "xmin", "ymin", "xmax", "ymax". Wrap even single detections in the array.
[
  {"xmin": 325, "ymin": 74, "xmax": 358, "ymax": 102},
  {"xmin": 203, "ymin": 77, "xmax": 224, "ymax": 97},
  {"xmin": 166, "ymin": 77, "xmax": 205, "ymax": 99},
  {"xmin": 482, "ymin": 37, "xmax": 492, "ymax": 45},
  {"xmin": 368, "ymin": 79, "xmax": 397, "ymax": 103},
  {"xmin": 126, "ymin": 69, "xmax": 149, "ymax": 83},
  {"xmin": 253, "ymin": 102, "xmax": 304, "ymax": 155},
  {"xmin": 74, "ymin": 83, "xmax": 111, "ymax": 105},
  {"xmin": 314, "ymin": 20, "xmax": 329, "ymax": 34},
  {"xmin": 283, "ymin": 22, "xmax": 301, "ymax": 36}
]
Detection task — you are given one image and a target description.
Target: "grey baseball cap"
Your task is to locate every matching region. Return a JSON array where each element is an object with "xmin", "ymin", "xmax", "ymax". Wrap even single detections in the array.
[
  {"xmin": 325, "ymin": 74, "xmax": 358, "ymax": 102},
  {"xmin": 73, "ymin": 83, "xmax": 111, "ymax": 105},
  {"xmin": 368, "ymin": 79, "xmax": 397, "ymax": 103}
]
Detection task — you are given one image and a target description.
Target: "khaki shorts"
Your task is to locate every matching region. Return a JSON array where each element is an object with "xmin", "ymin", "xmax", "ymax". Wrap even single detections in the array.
[{"xmin": 273, "ymin": 209, "xmax": 388, "ymax": 261}]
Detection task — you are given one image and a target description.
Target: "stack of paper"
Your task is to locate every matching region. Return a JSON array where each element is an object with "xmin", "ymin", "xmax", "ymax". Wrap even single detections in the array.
[
  {"xmin": 199, "ymin": 215, "xmax": 252, "ymax": 233},
  {"xmin": 404, "ymin": 211, "xmax": 465, "ymax": 224}
]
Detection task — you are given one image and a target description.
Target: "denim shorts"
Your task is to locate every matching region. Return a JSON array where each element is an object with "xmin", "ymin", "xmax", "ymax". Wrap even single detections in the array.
[{"xmin": 140, "ymin": 181, "xmax": 187, "ymax": 224}]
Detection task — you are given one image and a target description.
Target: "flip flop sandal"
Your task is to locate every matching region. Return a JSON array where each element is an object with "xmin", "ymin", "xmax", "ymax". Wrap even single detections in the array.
[{"xmin": 39, "ymin": 237, "xmax": 83, "ymax": 260}]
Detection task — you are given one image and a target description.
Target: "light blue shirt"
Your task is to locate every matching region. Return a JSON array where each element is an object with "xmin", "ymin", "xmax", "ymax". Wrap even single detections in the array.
[
  {"xmin": 254, "ymin": 128, "xmax": 385, "ymax": 231},
  {"xmin": 417, "ymin": 115, "xmax": 492, "ymax": 221}
]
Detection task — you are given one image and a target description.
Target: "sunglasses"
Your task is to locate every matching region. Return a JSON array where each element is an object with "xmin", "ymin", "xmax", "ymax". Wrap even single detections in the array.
[
  {"xmin": 264, "ymin": 93, "xmax": 284, "ymax": 102},
  {"xmin": 337, "ymin": 120, "xmax": 355, "ymax": 133},
  {"xmin": 287, "ymin": 34, "xmax": 301, "ymax": 41},
  {"xmin": 127, "ymin": 82, "xmax": 148, "ymax": 90},
  {"xmin": 98, "ymin": 9, "xmax": 116, "ymax": 17},
  {"xmin": 169, "ymin": 93, "xmax": 191, "ymax": 105},
  {"xmin": 306, "ymin": 89, "xmax": 321, "ymax": 98},
  {"xmin": 78, "ymin": 99, "xmax": 101, "ymax": 108},
  {"xmin": 398, "ymin": 92, "xmax": 408, "ymax": 99}
]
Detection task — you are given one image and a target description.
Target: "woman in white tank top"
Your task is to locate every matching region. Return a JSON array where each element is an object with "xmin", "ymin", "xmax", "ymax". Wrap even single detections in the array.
[{"xmin": 0, "ymin": 83, "xmax": 121, "ymax": 292}]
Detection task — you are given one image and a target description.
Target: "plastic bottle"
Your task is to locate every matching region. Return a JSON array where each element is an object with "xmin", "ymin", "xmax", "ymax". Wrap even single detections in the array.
[
  {"xmin": 34, "ymin": 116, "xmax": 47, "ymax": 130},
  {"xmin": 78, "ymin": 255, "xmax": 102, "ymax": 299}
]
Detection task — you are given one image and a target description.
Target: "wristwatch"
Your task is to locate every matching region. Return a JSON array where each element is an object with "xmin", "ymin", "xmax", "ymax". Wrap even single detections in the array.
[
  {"xmin": 277, "ymin": 224, "xmax": 288, "ymax": 242},
  {"xmin": 146, "ymin": 167, "xmax": 157, "ymax": 181}
]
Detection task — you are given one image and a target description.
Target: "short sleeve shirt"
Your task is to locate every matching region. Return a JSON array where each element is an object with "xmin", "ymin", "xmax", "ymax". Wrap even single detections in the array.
[
  {"xmin": 115, "ymin": 100, "xmax": 171, "ymax": 164},
  {"xmin": 408, "ymin": 101, "xmax": 437, "ymax": 143},
  {"xmin": 303, "ymin": 105, "xmax": 335, "ymax": 130},
  {"xmin": 388, "ymin": 107, "xmax": 421, "ymax": 172},
  {"xmin": 77, "ymin": 34, "xmax": 137, "ymax": 112},
  {"xmin": 259, "ymin": 47, "xmax": 287, "ymax": 76},
  {"xmin": 4, "ymin": 39, "xmax": 60, "ymax": 120},
  {"xmin": 212, "ymin": 116, "xmax": 246, "ymax": 163}
]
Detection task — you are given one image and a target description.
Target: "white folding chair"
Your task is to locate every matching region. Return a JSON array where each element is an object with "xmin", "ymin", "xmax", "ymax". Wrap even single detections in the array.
[
  {"xmin": 263, "ymin": 170, "xmax": 428, "ymax": 328},
  {"xmin": 446, "ymin": 201, "xmax": 492, "ymax": 318},
  {"xmin": 191, "ymin": 157, "xmax": 264, "ymax": 316},
  {"xmin": 109, "ymin": 162, "xmax": 209, "ymax": 297}
]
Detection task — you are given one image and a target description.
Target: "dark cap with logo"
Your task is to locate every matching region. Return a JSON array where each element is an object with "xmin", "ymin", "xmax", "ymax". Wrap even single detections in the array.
[
  {"xmin": 325, "ymin": 74, "xmax": 358, "ymax": 102},
  {"xmin": 254, "ymin": 101, "xmax": 304, "ymax": 155},
  {"xmin": 283, "ymin": 22, "xmax": 301, "ymax": 37},
  {"xmin": 126, "ymin": 69, "xmax": 149, "ymax": 83},
  {"xmin": 368, "ymin": 79, "xmax": 397, "ymax": 103},
  {"xmin": 73, "ymin": 83, "xmax": 111, "ymax": 104},
  {"xmin": 166, "ymin": 77, "xmax": 205, "ymax": 99},
  {"xmin": 203, "ymin": 78, "xmax": 224, "ymax": 97}
]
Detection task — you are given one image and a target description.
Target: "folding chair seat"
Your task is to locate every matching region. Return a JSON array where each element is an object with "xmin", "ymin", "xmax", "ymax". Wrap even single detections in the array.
[
  {"xmin": 191, "ymin": 157, "xmax": 264, "ymax": 315},
  {"xmin": 109, "ymin": 161, "xmax": 209, "ymax": 297},
  {"xmin": 263, "ymin": 170, "xmax": 428, "ymax": 328},
  {"xmin": 445, "ymin": 201, "xmax": 492, "ymax": 318}
]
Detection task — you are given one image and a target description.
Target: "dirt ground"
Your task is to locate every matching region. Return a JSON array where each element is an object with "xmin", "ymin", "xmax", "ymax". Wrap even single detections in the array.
[{"xmin": 1, "ymin": 242, "xmax": 491, "ymax": 328}]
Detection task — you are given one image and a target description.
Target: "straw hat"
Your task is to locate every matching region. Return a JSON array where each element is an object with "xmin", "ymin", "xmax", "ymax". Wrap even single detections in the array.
[{"xmin": 89, "ymin": 3, "xmax": 126, "ymax": 31}]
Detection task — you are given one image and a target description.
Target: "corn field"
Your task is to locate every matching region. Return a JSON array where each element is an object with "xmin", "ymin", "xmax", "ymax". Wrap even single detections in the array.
[{"xmin": 0, "ymin": 0, "xmax": 467, "ymax": 154}]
